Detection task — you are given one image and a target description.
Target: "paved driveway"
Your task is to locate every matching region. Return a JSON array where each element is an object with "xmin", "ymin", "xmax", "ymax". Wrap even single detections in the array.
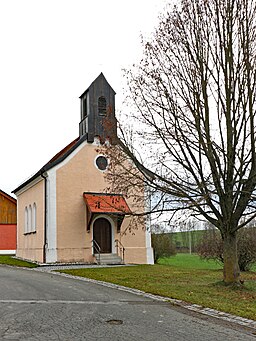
[{"xmin": 0, "ymin": 265, "xmax": 255, "ymax": 341}]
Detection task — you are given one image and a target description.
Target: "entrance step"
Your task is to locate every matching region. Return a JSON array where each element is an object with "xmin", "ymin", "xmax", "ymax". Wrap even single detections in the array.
[{"xmin": 95, "ymin": 253, "xmax": 123, "ymax": 265}]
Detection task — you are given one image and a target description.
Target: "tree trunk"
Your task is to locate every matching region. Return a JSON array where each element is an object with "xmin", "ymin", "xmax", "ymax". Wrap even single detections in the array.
[{"xmin": 223, "ymin": 232, "xmax": 240, "ymax": 284}]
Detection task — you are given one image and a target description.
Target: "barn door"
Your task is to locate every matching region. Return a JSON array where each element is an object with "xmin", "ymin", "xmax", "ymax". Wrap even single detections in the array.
[{"xmin": 93, "ymin": 218, "xmax": 111, "ymax": 253}]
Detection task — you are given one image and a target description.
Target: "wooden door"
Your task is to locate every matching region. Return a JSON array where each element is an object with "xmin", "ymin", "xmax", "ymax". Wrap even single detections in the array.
[{"xmin": 93, "ymin": 218, "xmax": 111, "ymax": 253}]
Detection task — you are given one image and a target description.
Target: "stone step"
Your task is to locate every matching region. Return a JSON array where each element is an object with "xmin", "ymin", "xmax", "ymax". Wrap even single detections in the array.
[{"xmin": 95, "ymin": 253, "xmax": 123, "ymax": 265}]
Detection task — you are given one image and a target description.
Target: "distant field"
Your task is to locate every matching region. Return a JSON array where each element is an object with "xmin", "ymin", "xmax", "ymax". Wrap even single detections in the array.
[{"xmin": 169, "ymin": 230, "xmax": 204, "ymax": 252}]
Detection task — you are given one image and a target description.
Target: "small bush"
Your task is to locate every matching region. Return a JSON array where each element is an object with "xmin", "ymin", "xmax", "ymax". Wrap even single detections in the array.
[
  {"xmin": 197, "ymin": 227, "xmax": 256, "ymax": 271},
  {"xmin": 238, "ymin": 228, "xmax": 256, "ymax": 271},
  {"xmin": 196, "ymin": 228, "xmax": 223, "ymax": 263},
  {"xmin": 151, "ymin": 233, "xmax": 176, "ymax": 263}
]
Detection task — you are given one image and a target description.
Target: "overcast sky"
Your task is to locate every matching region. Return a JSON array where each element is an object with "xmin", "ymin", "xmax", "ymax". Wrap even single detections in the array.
[{"xmin": 0, "ymin": 0, "xmax": 168, "ymax": 196}]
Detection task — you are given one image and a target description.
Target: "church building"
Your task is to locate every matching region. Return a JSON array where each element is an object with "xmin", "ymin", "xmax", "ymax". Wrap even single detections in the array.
[{"xmin": 13, "ymin": 74, "xmax": 154, "ymax": 265}]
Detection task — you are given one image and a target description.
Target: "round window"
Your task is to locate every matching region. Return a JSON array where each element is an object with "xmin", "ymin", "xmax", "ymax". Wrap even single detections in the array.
[{"xmin": 96, "ymin": 156, "xmax": 108, "ymax": 171}]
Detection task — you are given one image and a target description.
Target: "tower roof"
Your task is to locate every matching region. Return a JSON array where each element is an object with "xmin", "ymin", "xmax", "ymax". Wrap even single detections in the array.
[{"xmin": 79, "ymin": 73, "xmax": 116, "ymax": 99}]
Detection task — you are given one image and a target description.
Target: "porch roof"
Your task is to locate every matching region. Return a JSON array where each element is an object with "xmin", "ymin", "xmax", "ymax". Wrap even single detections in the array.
[
  {"xmin": 83, "ymin": 192, "xmax": 131, "ymax": 231},
  {"xmin": 83, "ymin": 192, "xmax": 131, "ymax": 215}
]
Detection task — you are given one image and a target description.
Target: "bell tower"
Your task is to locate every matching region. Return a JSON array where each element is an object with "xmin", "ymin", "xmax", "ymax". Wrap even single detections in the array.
[{"xmin": 79, "ymin": 73, "xmax": 117, "ymax": 143}]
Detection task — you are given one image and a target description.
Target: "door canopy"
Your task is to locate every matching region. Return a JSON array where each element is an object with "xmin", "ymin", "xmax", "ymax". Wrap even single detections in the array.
[{"xmin": 83, "ymin": 192, "xmax": 131, "ymax": 231}]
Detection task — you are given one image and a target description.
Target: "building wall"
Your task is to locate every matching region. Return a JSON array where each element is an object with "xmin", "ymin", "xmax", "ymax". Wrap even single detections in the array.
[
  {"xmin": 55, "ymin": 142, "xmax": 152, "ymax": 264},
  {"xmin": 15, "ymin": 141, "xmax": 153, "ymax": 264},
  {"xmin": 0, "ymin": 193, "xmax": 16, "ymax": 224},
  {"xmin": 0, "ymin": 224, "xmax": 16, "ymax": 251},
  {"xmin": 55, "ymin": 142, "xmax": 113, "ymax": 262},
  {"xmin": 16, "ymin": 179, "xmax": 45, "ymax": 262},
  {"xmin": 0, "ymin": 192, "xmax": 17, "ymax": 253},
  {"xmin": 118, "ymin": 217, "xmax": 148, "ymax": 264}
]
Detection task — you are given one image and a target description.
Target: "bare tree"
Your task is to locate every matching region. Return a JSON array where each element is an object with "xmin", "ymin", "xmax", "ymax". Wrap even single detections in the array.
[{"xmin": 105, "ymin": 0, "xmax": 256, "ymax": 284}]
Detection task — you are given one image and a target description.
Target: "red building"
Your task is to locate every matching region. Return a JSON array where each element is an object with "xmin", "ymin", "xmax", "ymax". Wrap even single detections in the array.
[{"xmin": 0, "ymin": 189, "xmax": 17, "ymax": 254}]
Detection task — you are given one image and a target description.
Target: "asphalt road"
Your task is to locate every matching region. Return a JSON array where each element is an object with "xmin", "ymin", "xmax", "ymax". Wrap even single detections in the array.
[{"xmin": 0, "ymin": 266, "xmax": 255, "ymax": 341}]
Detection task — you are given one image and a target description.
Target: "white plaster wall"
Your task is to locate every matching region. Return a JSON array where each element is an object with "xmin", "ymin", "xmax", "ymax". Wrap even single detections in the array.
[
  {"xmin": 146, "ymin": 229, "xmax": 154, "ymax": 264},
  {"xmin": 0, "ymin": 250, "xmax": 16, "ymax": 255},
  {"xmin": 45, "ymin": 170, "xmax": 57, "ymax": 263}
]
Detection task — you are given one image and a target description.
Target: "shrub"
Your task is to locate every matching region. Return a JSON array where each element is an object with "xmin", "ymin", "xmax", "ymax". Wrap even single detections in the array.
[
  {"xmin": 151, "ymin": 233, "xmax": 176, "ymax": 263},
  {"xmin": 197, "ymin": 227, "xmax": 256, "ymax": 271},
  {"xmin": 237, "ymin": 228, "xmax": 256, "ymax": 271}
]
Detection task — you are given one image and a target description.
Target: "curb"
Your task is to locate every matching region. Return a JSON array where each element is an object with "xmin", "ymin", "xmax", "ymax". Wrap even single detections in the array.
[{"xmin": 37, "ymin": 267, "xmax": 256, "ymax": 331}]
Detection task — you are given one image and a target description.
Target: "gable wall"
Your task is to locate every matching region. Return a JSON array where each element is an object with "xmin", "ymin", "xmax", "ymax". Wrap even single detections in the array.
[
  {"xmin": 55, "ymin": 142, "xmax": 151, "ymax": 264},
  {"xmin": 15, "ymin": 141, "xmax": 153, "ymax": 264},
  {"xmin": 56, "ymin": 143, "xmax": 109, "ymax": 262}
]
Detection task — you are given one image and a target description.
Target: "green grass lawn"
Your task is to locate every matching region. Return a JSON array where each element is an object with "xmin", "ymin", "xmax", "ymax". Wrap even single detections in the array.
[
  {"xmin": 60, "ymin": 254, "xmax": 256, "ymax": 321},
  {"xmin": 0, "ymin": 255, "xmax": 38, "ymax": 268},
  {"xmin": 159, "ymin": 253, "xmax": 256, "ymax": 272},
  {"xmin": 158, "ymin": 253, "xmax": 223, "ymax": 270}
]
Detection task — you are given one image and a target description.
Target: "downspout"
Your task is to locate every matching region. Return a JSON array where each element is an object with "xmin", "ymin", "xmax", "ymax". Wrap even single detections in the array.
[{"xmin": 41, "ymin": 171, "xmax": 47, "ymax": 263}]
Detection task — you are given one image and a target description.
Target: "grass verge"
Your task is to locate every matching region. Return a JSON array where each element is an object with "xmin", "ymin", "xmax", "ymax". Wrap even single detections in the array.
[
  {"xmin": 59, "ymin": 254, "xmax": 256, "ymax": 321},
  {"xmin": 0, "ymin": 255, "xmax": 38, "ymax": 268}
]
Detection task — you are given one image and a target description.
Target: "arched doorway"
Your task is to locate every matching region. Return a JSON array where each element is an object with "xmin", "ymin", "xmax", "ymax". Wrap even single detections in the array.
[{"xmin": 93, "ymin": 217, "xmax": 112, "ymax": 253}]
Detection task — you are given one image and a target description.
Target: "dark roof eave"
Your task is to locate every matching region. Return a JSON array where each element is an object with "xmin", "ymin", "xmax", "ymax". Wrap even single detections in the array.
[
  {"xmin": 12, "ymin": 134, "xmax": 88, "ymax": 194},
  {"xmin": 79, "ymin": 88, "xmax": 89, "ymax": 99},
  {"xmin": 83, "ymin": 191, "xmax": 124, "ymax": 197},
  {"xmin": 12, "ymin": 169, "xmax": 44, "ymax": 194},
  {"xmin": 92, "ymin": 211, "xmax": 127, "ymax": 216}
]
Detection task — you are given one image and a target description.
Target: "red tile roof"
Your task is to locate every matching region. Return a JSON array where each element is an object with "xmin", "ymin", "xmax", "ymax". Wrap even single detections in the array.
[
  {"xmin": 83, "ymin": 193, "xmax": 131, "ymax": 215},
  {"xmin": 47, "ymin": 137, "xmax": 80, "ymax": 165}
]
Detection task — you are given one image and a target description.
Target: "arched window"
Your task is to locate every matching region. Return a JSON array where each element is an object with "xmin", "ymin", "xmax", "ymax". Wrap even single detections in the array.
[
  {"xmin": 98, "ymin": 96, "xmax": 106, "ymax": 115},
  {"xmin": 28, "ymin": 205, "xmax": 32, "ymax": 233},
  {"xmin": 32, "ymin": 203, "xmax": 37, "ymax": 232},
  {"xmin": 25, "ymin": 207, "xmax": 28, "ymax": 233}
]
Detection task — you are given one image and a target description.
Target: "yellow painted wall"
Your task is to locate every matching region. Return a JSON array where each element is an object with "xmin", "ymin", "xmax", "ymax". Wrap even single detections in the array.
[
  {"xmin": 16, "ymin": 179, "xmax": 45, "ymax": 262},
  {"xmin": 16, "ymin": 142, "xmax": 151, "ymax": 264},
  {"xmin": 55, "ymin": 143, "xmax": 148, "ymax": 264}
]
